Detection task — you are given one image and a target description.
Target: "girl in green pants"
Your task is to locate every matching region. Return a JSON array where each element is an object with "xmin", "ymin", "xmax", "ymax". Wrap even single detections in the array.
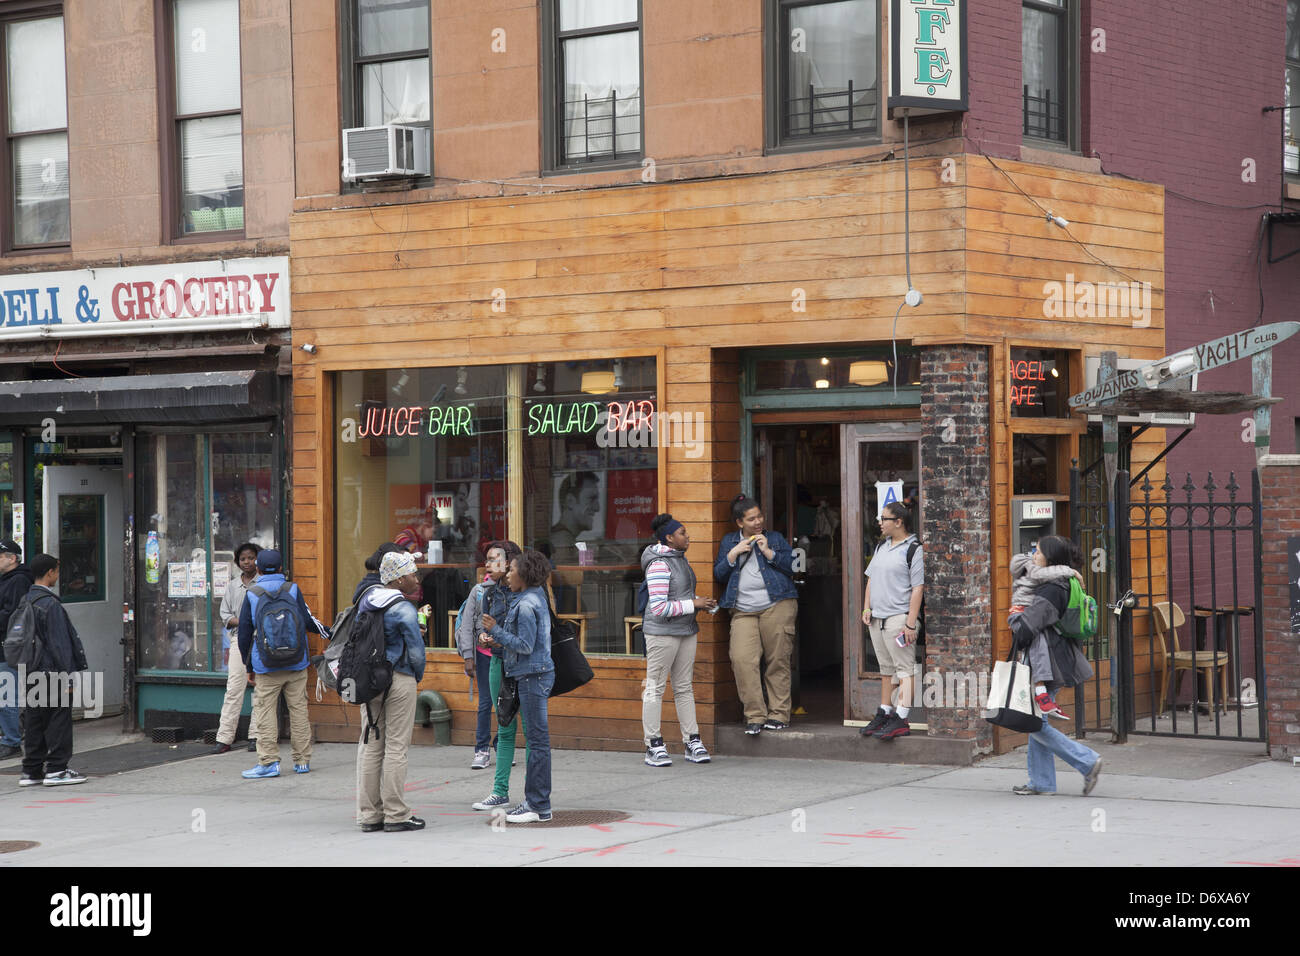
[{"xmin": 472, "ymin": 541, "xmax": 527, "ymax": 811}]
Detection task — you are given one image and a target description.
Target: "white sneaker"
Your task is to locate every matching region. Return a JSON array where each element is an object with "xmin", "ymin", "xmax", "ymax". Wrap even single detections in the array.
[
  {"xmin": 42, "ymin": 769, "xmax": 87, "ymax": 786},
  {"xmin": 505, "ymin": 801, "xmax": 552, "ymax": 823},
  {"xmin": 644, "ymin": 738, "xmax": 671, "ymax": 768},
  {"xmin": 471, "ymin": 750, "xmax": 491, "ymax": 770},
  {"xmin": 18, "ymin": 775, "xmax": 43, "ymax": 787},
  {"xmin": 684, "ymin": 736, "xmax": 711, "ymax": 764},
  {"xmin": 472, "ymin": 793, "xmax": 509, "ymax": 811}
]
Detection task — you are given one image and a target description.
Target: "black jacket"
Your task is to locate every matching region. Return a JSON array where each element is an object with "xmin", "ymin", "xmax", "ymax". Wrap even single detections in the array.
[
  {"xmin": 26, "ymin": 584, "xmax": 88, "ymax": 674},
  {"xmin": 0, "ymin": 564, "xmax": 35, "ymax": 635},
  {"xmin": 1011, "ymin": 580, "xmax": 1093, "ymax": 688}
]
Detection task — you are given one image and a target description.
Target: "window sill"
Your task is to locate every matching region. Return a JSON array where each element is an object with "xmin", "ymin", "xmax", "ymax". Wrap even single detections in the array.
[
  {"xmin": 4, "ymin": 244, "xmax": 72, "ymax": 258},
  {"xmin": 171, "ymin": 228, "xmax": 246, "ymax": 245},
  {"xmin": 1019, "ymin": 143, "xmax": 1100, "ymax": 175},
  {"xmin": 767, "ymin": 133, "xmax": 881, "ymax": 156},
  {"xmin": 544, "ymin": 157, "xmax": 644, "ymax": 177}
]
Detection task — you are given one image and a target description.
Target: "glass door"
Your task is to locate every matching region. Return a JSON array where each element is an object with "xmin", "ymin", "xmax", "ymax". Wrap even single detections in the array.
[{"xmin": 842, "ymin": 423, "xmax": 922, "ymax": 722}]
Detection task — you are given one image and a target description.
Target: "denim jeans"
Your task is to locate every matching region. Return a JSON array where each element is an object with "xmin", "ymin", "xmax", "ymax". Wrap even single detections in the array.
[
  {"xmin": 516, "ymin": 669, "xmax": 554, "ymax": 813},
  {"xmin": 473, "ymin": 652, "xmax": 493, "ymax": 752},
  {"xmin": 0, "ymin": 663, "xmax": 21, "ymax": 747},
  {"xmin": 1027, "ymin": 691, "xmax": 1100, "ymax": 793}
]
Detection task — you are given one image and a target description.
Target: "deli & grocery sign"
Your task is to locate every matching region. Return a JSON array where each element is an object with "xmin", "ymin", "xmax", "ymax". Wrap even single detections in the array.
[{"xmin": 0, "ymin": 256, "xmax": 290, "ymax": 340}]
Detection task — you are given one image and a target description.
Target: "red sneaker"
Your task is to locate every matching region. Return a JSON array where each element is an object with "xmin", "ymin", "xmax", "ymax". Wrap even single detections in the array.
[{"xmin": 1035, "ymin": 692, "xmax": 1071, "ymax": 720}]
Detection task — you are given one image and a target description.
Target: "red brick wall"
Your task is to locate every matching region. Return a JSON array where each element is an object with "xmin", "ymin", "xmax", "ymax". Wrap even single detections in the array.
[{"xmin": 1260, "ymin": 456, "xmax": 1300, "ymax": 760}]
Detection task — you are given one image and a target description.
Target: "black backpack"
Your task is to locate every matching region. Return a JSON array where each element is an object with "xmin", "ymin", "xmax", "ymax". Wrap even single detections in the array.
[
  {"xmin": 249, "ymin": 582, "xmax": 307, "ymax": 668},
  {"xmin": 872, "ymin": 539, "xmax": 926, "ymax": 643},
  {"xmin": 335, "ymin": 593, "xmax": 397, "ymax": 742},
  {"xmin": 3, "ymin": 595, "xmax": 45, "ymax": 668}
]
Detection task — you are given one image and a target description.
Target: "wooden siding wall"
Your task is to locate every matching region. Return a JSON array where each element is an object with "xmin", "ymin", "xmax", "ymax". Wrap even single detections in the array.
[{"xmin": 289, "ymin": 157, "xmax": 1166, "ymax": 751}]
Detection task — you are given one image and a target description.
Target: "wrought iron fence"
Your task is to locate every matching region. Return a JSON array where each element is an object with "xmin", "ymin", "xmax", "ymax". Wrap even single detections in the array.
[{"xmin": 1023, "ymin": 86, "xmax": 1065, "ymax": 141}]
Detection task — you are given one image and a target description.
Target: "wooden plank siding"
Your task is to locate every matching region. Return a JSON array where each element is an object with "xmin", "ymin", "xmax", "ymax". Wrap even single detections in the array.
[{"xmin": 289, "ymin": 156, "xmax": 1167, "ymax": 753}]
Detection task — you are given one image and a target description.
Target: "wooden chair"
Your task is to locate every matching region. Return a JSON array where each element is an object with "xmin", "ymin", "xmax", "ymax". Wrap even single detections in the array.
[
  {"xmin": 624, "ymin": 616, "xmax": 643, "ymax": 655},
  {"xmin": 1151, "ymin": 602, "xmax": 1229, "ymax": 716}
]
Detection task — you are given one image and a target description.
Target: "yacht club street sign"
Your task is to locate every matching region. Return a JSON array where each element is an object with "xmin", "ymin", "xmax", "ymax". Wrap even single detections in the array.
[{"xmin": 1069, "ymin": 321, "xmax": 1300, "ymax": 409}]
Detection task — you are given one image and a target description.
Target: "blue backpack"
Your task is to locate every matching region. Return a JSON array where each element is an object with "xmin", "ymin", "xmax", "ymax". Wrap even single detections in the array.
[{"xmin": 249, "ymin": 582, "xmax": 306, "ymax": 668}]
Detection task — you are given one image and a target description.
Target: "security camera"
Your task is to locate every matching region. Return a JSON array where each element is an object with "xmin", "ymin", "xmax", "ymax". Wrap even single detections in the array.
[{"xmin": 300, "ymin": 343, "xmax": 318, "ymax": 354}]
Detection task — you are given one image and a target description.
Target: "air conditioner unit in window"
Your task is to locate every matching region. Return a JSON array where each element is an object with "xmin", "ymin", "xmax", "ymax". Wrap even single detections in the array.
[{"xmin": 341, "ymin": 125, "xmax": 430, "ymax": 181}]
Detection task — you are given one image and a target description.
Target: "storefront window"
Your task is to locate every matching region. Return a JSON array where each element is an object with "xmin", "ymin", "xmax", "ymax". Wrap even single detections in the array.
[
  {"xmin": 334, "ymin": 357, "xmax": 658, "ymax": 656},
  {"xmin": 56, "ymin": 495, "xmax": 104, "ymax": 603},
  {"xmin": 137, "ymin": 430, "xmax": 276, "ymax": 673},
  {"xmin": 752, "ymin": 346, "xmax": 920, "ymax": 393},
  {"xmin": 1010, "ymin": 347, "xmax": 1069, "ymax": 418},
  {"xmin": 0, "ymin": 433, "xmax": 12, "ymax": 540}
]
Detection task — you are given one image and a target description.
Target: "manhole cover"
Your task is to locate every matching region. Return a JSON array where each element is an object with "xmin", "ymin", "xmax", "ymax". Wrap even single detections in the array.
[
  {"xmin": 482, "ymin": 809, "xmax": 630, "ymax": 828},
  {"xmin": 0, "ymin": 841, "xmax": 39, "ymax": 854}
]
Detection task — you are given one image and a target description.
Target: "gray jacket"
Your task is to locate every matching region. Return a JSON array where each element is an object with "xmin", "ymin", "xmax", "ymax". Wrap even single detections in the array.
[{"xmin": 640, "ymin": 544, "xmax": 699, "ymax": 638}]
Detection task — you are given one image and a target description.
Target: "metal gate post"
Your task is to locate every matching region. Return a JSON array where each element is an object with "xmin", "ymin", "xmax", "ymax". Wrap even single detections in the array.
[
  {"xmin": 1113, "ymin": 470, "xmax": 1133, "ymax": 742},
  {"xmin": 1252, "ymin": 469, "xmax": 1269, "ymax": 743}
]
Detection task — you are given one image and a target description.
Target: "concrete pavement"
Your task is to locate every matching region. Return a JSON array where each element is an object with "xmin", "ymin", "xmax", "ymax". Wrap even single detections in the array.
[{"xmin": 2, "ymin": 720, "xmax": 1296, "ymax": 867}]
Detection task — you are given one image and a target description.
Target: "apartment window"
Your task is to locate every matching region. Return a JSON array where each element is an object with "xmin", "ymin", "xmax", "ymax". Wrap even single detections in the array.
[
  {"xmin": 543, "ymin": 0, "xmax": 642, "ymax": 170},
  {"xmin": 1022, "ymin": 0, "xmax": 1072, "ymax": 145},
  {"xmin": 2, "ymin": 12, "xmax": 69, "ymax": 250},
  {"xmin": 1287, "ymin": 0, "xmax": 1300, "ymax": 175},
  {"xmin": 163, "ymin": 0, "xmax": 243, "ymax": 237},
  {"xmin": 768, "ymin": 0, "xmax": 879, "ymax": 148},
  {"xmin": 350, "ymin": 0, "xmax": 429, "ymax": 127}
]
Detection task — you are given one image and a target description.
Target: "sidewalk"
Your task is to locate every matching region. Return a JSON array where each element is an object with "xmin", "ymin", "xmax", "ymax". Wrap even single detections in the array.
[{"xmin": 2, "ymin": 719, "xmax": 1295, "ymax": 867}]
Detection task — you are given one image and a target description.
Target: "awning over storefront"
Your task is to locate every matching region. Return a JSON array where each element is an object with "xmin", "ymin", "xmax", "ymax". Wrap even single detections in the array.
[{"xmin": 0, "ymin": 370, "xmax": 276, "ymax": 425}]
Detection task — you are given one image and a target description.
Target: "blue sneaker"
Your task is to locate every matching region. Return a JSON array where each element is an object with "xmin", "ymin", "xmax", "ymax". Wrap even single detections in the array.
[
  {"xmin": 242, "ymin": 762, "xmax": 280, "ymax": 779},
  {"xmin": 294, "ymin": 763, "xmax": 310, "ymax": 774}
]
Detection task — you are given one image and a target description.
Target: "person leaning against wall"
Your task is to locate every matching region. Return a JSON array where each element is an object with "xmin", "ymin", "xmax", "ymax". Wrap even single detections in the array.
[
  {"xmin": 859, "ymin": 501, "xmax": 924, "ymax": 741},
  {"xmin": 714, "ymin": 494, "xmax": 798, "ymax": 736}
]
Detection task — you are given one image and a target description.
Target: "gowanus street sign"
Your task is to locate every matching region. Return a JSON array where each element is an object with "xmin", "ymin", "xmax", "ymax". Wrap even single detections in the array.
[{"xmin": 1068, "ymin": 321, "xmax": 1300, "ymax": 409}]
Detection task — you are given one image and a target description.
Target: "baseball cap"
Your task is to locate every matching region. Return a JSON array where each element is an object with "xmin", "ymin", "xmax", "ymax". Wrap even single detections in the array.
[
  {"xmin": 256, "ymin": 549, "xmax": 283, "ymax": 572},
  {"xmin": 0, "ymin": 539, "xmax": 21, "ymax": 558}
]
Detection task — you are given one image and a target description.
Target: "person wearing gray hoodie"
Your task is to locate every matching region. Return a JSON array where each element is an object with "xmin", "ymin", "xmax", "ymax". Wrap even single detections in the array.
[{"xmin": 639, "ymin": 514, "xmax": 717, "ymax": 768}]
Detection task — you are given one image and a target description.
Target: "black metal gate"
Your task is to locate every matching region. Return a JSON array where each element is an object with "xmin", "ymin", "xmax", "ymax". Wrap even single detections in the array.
[{"xmin": 1070, "ymin": 464, "xmax": 1267, "ymax": 743}]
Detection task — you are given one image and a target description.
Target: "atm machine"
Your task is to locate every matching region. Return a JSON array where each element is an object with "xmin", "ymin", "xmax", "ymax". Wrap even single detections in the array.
[{"xmin": 1014, "ymin": 498, "xmax": 1057, "ymax": 553}]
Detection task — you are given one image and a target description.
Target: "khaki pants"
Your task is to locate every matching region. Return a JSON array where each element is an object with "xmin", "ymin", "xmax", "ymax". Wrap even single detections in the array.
[
  {"xmin": 642, "ymin": 633, "xmax": 699, "ymax": 745},
  {"xmin": 357, "ymin": 672, "xmax": 418, "ymax": 825},
  {"xmin": 216, "ymin": 640, "xmax": 248, "ymax": 746},
  {"xmin": 728, "ymin": 599, "xmax": 797, "ymax": 724},
  {"xmin": 251, "ymin": 668, "xmax": 312, "ymax": 767}
]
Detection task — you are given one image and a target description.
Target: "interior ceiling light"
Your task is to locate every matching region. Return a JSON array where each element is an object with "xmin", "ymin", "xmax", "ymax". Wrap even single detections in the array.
[
  {"xmin": 849, "ymin": 360, "xmax": 889, "ymax": 386},
  {"xmin": 533, "ymin": 363, "xmax": 547, "ymax": 393},
  {"xmin": 581, "ymin": 370, "xmax": 616, "ymax": 394},
  {"xmin": 454, "ymin": 366, "xmax": 468, "ymax": 396}
]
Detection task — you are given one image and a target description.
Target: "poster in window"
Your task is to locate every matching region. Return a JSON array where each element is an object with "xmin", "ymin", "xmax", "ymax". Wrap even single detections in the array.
[
  {"xmin": 605, "ymin": 469, "xmax": 656, "ymax": 542},
  {"xmin": 550, "ymin": 471, "xmax": 606, "ymax": 556}
]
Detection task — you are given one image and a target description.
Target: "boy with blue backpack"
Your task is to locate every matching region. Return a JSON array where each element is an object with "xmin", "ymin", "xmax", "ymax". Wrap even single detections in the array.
[{"xmin": 237, "ymin": 549, "xmax": 317, "ymax": 779}]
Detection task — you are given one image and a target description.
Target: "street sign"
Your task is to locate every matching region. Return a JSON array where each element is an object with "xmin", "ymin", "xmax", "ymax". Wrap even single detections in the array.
[{"xmin": 1068, "ymin": 321, "xmax": 1300, "ymax": 409}]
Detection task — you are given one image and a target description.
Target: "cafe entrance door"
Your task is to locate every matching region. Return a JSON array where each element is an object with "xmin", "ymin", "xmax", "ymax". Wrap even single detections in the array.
[{"xmin": 754, "ymin": 419, "xmax": 924, "ymax": 726}]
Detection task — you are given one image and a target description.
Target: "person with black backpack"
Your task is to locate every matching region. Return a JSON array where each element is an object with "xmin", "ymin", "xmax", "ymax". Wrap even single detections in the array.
[
  {"xmin": 352, "ymin": 550, "xmax": 428, "ymax": 832},
  {"xmin": 12, "ymin": 554, "xmax": 89, "ymax": 786},
  {"xmin": 236, "ymin": 549, "xmax": 316, "ymax": 779},
  {"xmin": 859, "ymin": 501, "xmax": 924, "ymax": 741},
  {"xmin": 0, "ymin": 538, "xmax": 35, "ymax": 759}
]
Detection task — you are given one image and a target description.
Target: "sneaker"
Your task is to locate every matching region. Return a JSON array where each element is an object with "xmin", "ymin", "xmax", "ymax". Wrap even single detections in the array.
[
  {"xmin": 505, "ymin": 802, "xmax": 552, "ymax": 824},
  {"xmin": 684, "ymin": 735, "xmax": 711, "ymax": 764},
  {"xmin": 242, "ymin": 761, "xmax": 280, "ymax": 779},
  {"xmin": 384, "ymin": 815, "xmax": 426, "ymax": 832},
  {"xmin": 359, "ymin": 821, "xmax": 384, "ymax": 832},
  {"xmin": 471, "ymin": 749, "xmax": 491, "ymax": 770},
  {"xmin": 1083, "ymin": 757, "xmax": 1103, "ymax": 796},
  {"xmin": 211, "ymin": 742, "xmax": 232, "ymax": 755},
  {"xmin": 294, "ymin": 763, "xmax": 310, "ymax": 774},
  {"xmin": 1036, "ymin": 692, "xmax": 1071, "ymax": 721},
  {"xmin": 472, "ymin": 793, "xmax": 510, "ymax": 811},
  {"xmin": 42, "ymin": 769, "xmax": 87, "ymax": 786},
  {"xmin": 645, "ymin": 737, "xmax": 672, "ymax": 767},
  {"xmin": 0, "ymin": 744, "xmax": 21, "ymax": 759},
  {"xmin": 874, "ymin": 713, "xmax": 910, "ymax": 739},
  {"xmin": 18, "ymin": 775, "xmax": 43, "ymax": 787},
  {"xmin": 859, "ymin": 708, "xmax": 890, "ymax": 737},
  {"xmin": 1012, "ymin": 784, "xmax": 1052, "ymax": 795},
  {"xmin": 763, "ymin": 719, "xmax": 789, "ymax": 731},
  {"xmin": 744, "ymin": 723, "xmax": 763, "ymax": 736}
]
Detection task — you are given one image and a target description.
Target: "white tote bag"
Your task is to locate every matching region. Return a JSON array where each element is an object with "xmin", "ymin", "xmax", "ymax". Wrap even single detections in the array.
[{"xmin": 984, "ymin": 654, "xmax": 1043, "ymax": 733}]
